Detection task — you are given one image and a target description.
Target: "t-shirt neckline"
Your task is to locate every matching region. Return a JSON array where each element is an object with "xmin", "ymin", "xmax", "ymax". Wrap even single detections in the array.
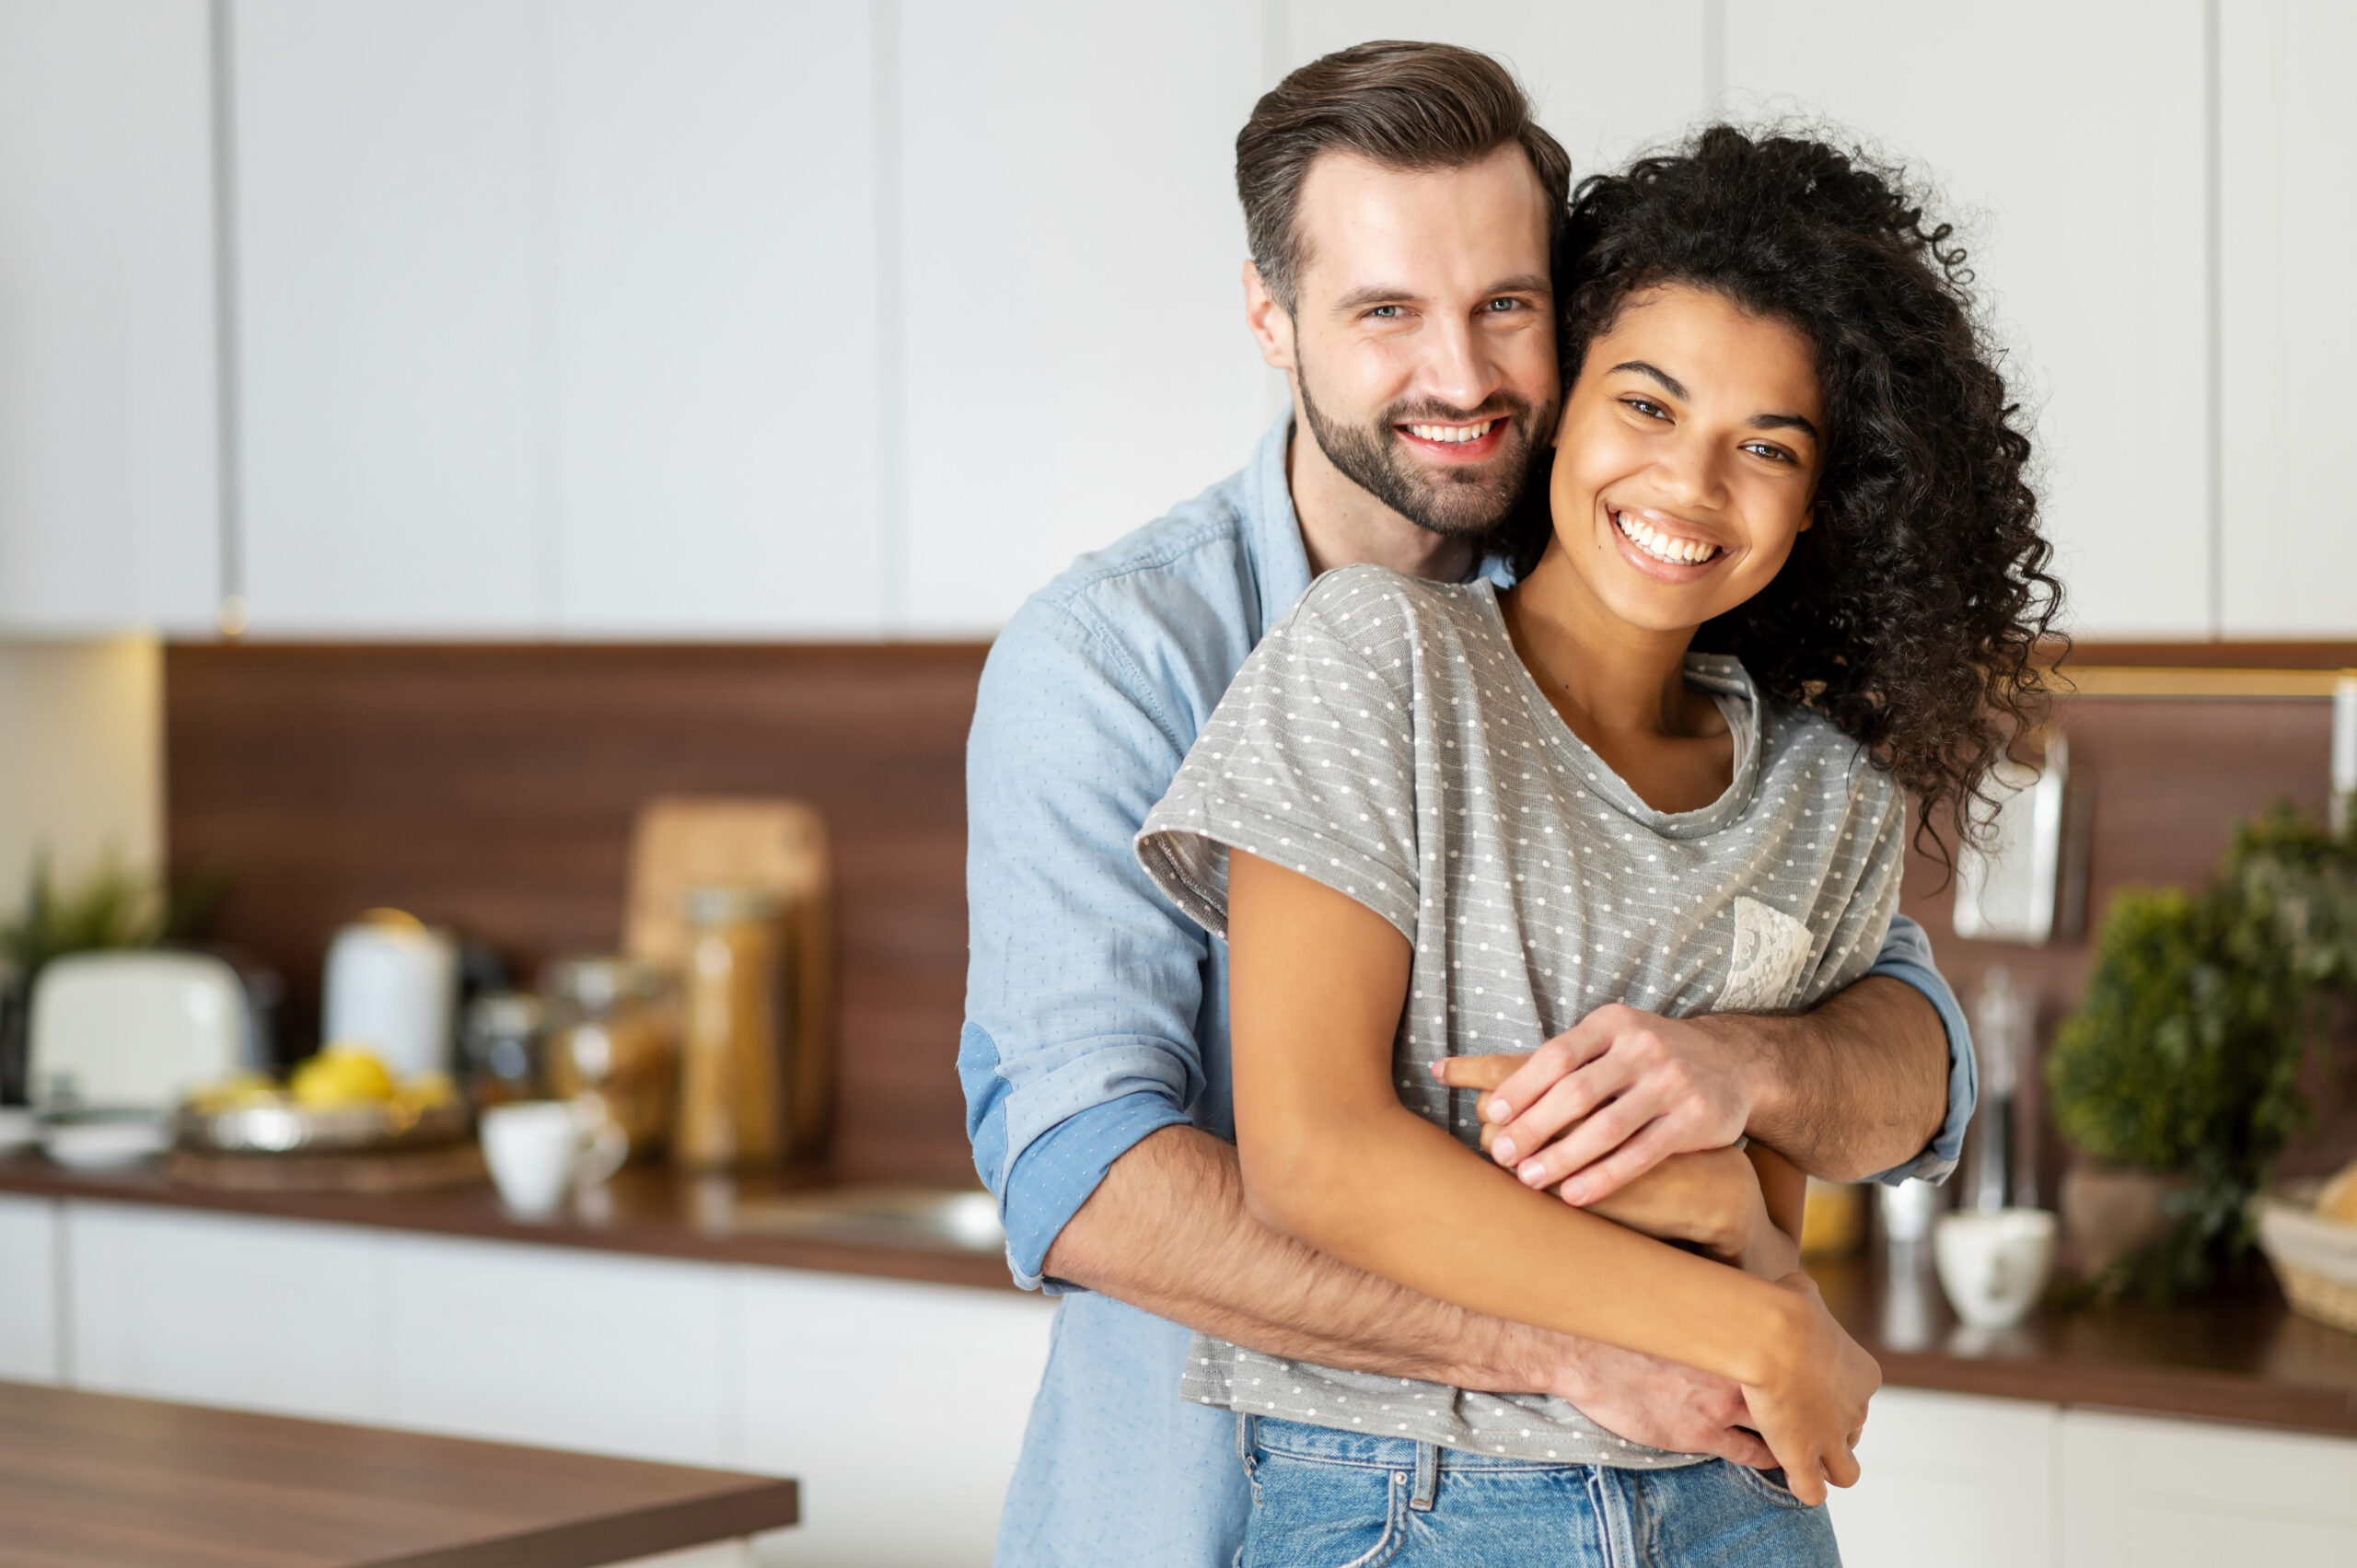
[{"xmin": 1469, "ymin": 580, "xmax": 1762, "ymax": 840}]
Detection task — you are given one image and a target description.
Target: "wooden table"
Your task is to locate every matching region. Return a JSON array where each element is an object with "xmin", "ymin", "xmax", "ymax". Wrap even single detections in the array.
[{"xmin": 0, "ymin": 1381, "xmax": 798, "ymax": 1568}]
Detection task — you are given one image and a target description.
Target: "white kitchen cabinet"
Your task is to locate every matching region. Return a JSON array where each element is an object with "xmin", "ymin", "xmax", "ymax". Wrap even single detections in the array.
[
  {"xmin": 1283, "ymin": 2, "xmax": 1711, "ymax": 179},
  {"xmin": 0, "ymin": 1193, "xmax": 61, "ymax": 1383},
  {"xmin": 0, "ymin": 0, "xmax": 220, "ymax": 635},
  {"xmin": 1726, "ymin": 4, "xmax": 2213, "ymax": 639},
  {"xmin": 896, "ymin": 1, "xmax": 1272, "ymax": 633},
  {"xmin": 235, "ymin": 0, "xmax": 888, "ymax": 639},
  {"xmin": 65, "ymin": 1200, "xmax": 386, "ymax": 1423},
  {"xmin": 2218, "ymin": 1, "xmax": 2357, "ymax": 635},
  {"xmin": 2060, "ymin": 1408, "xmax": 2357, "ymax": 1566},
  {"xmin": 233, "ymin": 0, "xmax": 542, "ymax": 635},
  {"xmin": 384, "ymin": 1231, "xmax": 737, "ymax": 1468},
  {"xmin": 737, "ymin": 1267, "xmax": 1055, "ymax": 1568},
  {"xmin": 1828, "ymin": 1388, "xmax": 2059, "ymax": 1568}
]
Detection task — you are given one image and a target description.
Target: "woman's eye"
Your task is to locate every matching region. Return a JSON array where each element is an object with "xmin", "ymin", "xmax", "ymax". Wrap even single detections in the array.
[
  {"xmin": 1743, "ymin": 441, "xmax": 1795, "ymax": 464},
  {"xmin": 1622, "ymin": 397, "xmax": 1668, "ymax": 420}
]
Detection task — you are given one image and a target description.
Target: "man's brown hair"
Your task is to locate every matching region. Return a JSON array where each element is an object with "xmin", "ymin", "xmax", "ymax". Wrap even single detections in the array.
[{"xmin": 1237, "ymin": 41, "xmax": 1573, "ymax": 312}]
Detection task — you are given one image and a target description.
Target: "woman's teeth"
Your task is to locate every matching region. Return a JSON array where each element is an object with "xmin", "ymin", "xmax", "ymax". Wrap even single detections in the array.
[
  {"xmin": 1404, "ymin": 419, "xmax": 1498, "ymax": 444},
  {"xmin": 1614, "ymin": 508, "xmax": 1719, "ymax": 565}
]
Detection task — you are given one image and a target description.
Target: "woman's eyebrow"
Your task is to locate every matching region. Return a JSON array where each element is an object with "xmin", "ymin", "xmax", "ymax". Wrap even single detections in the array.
[
  {"xmin": 1610, "ymin": 359, "xmax": 1688, "ymax": 399},
  {"xmin": 1750, "ymin": 412, "xmax": 1820, "ymax": 440}
]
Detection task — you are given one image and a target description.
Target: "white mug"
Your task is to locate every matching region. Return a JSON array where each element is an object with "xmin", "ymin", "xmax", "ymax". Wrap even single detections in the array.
[
  {"xmin": 1934, "ymin": 1208, "xmax": 2056, "ymax": 1329},
  {"xmin": 481, "ymin": 1099, "xmax": 627, "ymax": 1215}
]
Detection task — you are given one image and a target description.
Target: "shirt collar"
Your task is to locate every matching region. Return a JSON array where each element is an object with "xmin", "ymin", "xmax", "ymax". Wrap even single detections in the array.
[{"xmin": 1240, "ymin": 411, "xmax": 1524, "ymax": 634}]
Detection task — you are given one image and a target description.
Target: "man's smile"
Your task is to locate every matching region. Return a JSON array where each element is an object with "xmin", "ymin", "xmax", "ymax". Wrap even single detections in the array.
[{"xmin": 1394, "ymin": 416, "xmax": 1508, "ymax": 463}]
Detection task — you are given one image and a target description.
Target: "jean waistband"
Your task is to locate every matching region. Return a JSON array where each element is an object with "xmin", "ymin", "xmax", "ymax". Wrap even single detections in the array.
[{"xmin": 1242, "ymin": 1414, "xmax": 1591, "ymax": 1473}]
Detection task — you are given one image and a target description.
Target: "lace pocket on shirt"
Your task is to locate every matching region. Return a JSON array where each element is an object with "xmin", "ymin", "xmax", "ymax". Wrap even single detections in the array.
[{"xmin": 1717, "ymin": 896, "xmax": 1813, "ymax": 1012}]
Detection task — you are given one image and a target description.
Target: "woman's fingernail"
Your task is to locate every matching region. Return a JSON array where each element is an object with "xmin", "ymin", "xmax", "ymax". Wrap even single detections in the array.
[
  {"xmin": 1428, "ymin": 1061, "xmax": 1446, "ymax": 1077},
  {"xmin": 1492, "ymin": 1136, "xmax": 1516, "ymax": 1163},
  {"xmin": 1562, "ymin": 1181, "xmax": 1588, "ymax": 1205},
  {"xmin": 1518, "ymin": 1161, "xmax": 1546, "ymax": 1185},
  {"xmin": 1487, "ymin": 1098, "xmax": 1512, "ymax": 1121}
]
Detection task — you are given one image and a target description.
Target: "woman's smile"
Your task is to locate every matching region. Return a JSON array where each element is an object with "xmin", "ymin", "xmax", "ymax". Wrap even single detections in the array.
[{"xmin": 1608, "ymin": 503, "xmax": 1727, "ymax": 575}]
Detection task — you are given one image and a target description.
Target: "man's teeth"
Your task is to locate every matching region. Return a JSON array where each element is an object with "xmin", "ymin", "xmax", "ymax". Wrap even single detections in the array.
[
  {"xmin": 1615, "ymin": 509, "xmax": 1718, "ymax": 565},
  {"xmin": 1405, "ymin": 419, "xmax": 1497, "ymax": 444}
]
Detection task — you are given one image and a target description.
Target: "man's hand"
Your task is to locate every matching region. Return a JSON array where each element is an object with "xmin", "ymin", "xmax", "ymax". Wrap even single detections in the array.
[
  {"xmin": 1557, "ymin": 1339, "xmax": 1775, "ymax": 1469},
  {"xmin": 1432, "ymin": 1005, "xmax": 1766, "ymax": 1206}
]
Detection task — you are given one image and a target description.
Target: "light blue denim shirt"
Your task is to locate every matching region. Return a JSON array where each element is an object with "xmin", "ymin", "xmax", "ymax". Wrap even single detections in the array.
[{"xmin": 961, "ymin": 414, "xmax": 1975, "ymax": 1567}]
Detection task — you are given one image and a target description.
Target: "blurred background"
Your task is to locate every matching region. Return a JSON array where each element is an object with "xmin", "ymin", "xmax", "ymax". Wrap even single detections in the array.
[{"xmin": 2, "ymin": 5, "xmax": 2355, "ymax": 1568}]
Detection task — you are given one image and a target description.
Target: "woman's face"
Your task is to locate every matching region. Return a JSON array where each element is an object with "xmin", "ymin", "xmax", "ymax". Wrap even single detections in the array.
[{"xmin": 1546, "ymin": 284, "xmax": 1823, "ymax": 633}]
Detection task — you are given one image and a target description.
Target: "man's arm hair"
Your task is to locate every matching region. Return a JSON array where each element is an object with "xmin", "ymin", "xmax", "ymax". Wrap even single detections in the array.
[{"xmin": 1718, "ymin": 973, "xmax": 1948, "ymax": 1181}]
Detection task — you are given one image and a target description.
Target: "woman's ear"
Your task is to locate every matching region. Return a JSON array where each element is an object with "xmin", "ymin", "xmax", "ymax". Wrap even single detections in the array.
[{"xmin": 1796, "ymin": 508, "xmax": 1814, "ymax": 533}]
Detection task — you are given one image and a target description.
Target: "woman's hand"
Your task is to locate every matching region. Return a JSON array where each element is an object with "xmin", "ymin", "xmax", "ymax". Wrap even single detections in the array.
[{"xmin": 1742, "ymin": 1273, "xmax": 1881, "ymax": 1504}]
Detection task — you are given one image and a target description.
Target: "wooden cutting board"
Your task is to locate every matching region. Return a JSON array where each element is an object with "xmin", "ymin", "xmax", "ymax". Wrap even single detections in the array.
[{"xmin": 622, "ymin": 796, "xmax": 834, "ymax": 1160}]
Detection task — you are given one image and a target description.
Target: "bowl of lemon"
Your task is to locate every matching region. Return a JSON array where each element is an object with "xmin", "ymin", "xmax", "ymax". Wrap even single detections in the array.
[{"xmin": 177, "ymin": 1044, "xmax": 467, "ymax": 1155}]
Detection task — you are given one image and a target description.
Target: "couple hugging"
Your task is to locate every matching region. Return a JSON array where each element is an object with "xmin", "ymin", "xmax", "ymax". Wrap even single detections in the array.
[{"xmin": 963, "ymin": 38, "xmax": 2058, "ymax": 1568}]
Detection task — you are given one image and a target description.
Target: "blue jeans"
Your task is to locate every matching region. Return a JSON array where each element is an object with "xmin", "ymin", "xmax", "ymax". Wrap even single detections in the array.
[{"xmin": 1235, "ymin": 1416, "xmax": 1840, "ymax": 1568}]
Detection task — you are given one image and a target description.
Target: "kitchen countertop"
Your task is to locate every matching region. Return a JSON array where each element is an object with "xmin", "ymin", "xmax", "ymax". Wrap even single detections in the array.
[
  {"xmin": 0, "ymin": 1378, "xmax": 796, "ymax": 1568},
  {"xmin": 6, "ymin": 1154, "xmax": 2355, "ymax": 1439}
]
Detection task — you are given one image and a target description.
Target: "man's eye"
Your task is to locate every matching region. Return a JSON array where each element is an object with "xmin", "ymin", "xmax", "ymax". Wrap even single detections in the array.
[
  {"xmin": 1368, "ymin": 305, "xmax": 1403, "ymax": 319},
  {"xmin": 1485, "ymin": 297, "xmax": 1521, "ymax": 312}
]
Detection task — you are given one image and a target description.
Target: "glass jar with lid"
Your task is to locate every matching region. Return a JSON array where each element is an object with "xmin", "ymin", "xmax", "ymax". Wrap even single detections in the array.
[{"xmin": 541, "ymin": 957, "xmax": 675, "ymax": 1160}]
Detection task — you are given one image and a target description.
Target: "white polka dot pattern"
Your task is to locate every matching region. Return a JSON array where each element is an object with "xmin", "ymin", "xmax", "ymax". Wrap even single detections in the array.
[{"xmin": 1135, "ymin": 563, "xmax": 1906, "ymax": 1467}]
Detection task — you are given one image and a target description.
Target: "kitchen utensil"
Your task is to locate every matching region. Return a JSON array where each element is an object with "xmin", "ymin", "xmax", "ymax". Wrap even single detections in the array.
[
  {"xmin": 39, "ymin": 1109, "xmax": 171, "ymax": 1169},
  {"xmin": 2254, "ymin": 1181, "xmax": 2357, "ymax": 1335},
  {"xmin": 624, "ymin": 797, "xmax": 832, "ymax": 1160},
  {"xmin": 1879, "ymin": 1178, "xmax": 1945, "ymax": 1244},
  {"xmin": 1954, "ymin": 734, "xmax": 2086, "ymax": 945},
  {"xmin": 175, "ymin": 1097, "xmax": 469, "ymax": 1156},
  {"xmin": 323, "ymin": 911, "xmax": 459, "ymax": 1080},
  {"xmin": 1934, "ymin": 1208, "xmax": 2056, "ymax": 1329},
  {"xmin": 28, "ymin": 951, "xmax": 249, "ymax": 1112},
  {"xmin": 542, "ymin": 957, "xmax": 674, "ymax": 1157},
  {"xmin": 481, "ymin": 1099, "xmax": 626, "ymax": 1215},
  {"xmin": 674, "ymin": 886, "xmax": 786, "ymax": 1173},
  {"xmin": 460, "ymin": 991, "xmax": 545, "ymax": 1108}
]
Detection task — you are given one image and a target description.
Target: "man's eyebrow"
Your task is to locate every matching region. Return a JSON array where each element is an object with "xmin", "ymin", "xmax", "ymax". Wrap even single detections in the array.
[
  {"xmin": 1330, "ymin": 274, "xmax": 1553, "ymax": 313},
  {"xmin": 1610, "ymin": 359, "xmax": 1820, "ymax": 440}
]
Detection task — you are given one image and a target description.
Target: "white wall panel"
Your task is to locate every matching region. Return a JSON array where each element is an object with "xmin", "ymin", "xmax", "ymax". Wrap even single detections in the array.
[
  {"xmin": 0, "ymin": 0, "xmax": 219, "ymax": 633},
  {"xmin": 1282, "ymin": 2, "xmax": 1711, "ymax": 180},
  {"xmin": 235, "ymin": 0, "xmax": 542, "ymax": 633},
  {"xmin": 64, "ymin": 1202, "xmax": 386, "ymax": 1423},
  {"xmin": 0, "ymin": 1194, "xmax": 61, "ymax": 1384},
  {"xmin": 546, "ymin": 1, "xmax": 885, "ymax": 636},
  {"xmin": 738, "ymin": 1269, "xmax": 1055, "ymax": 1567},
  {"xmin": 897, "ymin": 1, "xmax": 1271, "ymax": 633},
  {"xmin": 383, "ymin": 1233, "xmax": 737, "ymax": 1468},
  {"xmin": 2218, "ymin": 0, "xmax": 2357, "ymax": 634},
  {"xmin": 2060, "ymin": 1408, "xmax": 2357, "ymax": 1566},
  {"xmin": 1726, "ymin": 3, "xmax": 2212, "ymax": 638}
]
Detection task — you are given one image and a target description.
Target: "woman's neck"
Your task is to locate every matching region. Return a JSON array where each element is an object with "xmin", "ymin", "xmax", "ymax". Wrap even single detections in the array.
[{"xmin": 1502, "ymin": 544, "xmax": 1713, "ymax": 741}]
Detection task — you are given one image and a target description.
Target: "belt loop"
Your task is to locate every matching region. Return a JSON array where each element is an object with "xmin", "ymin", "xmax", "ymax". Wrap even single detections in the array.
[
  {"xmin": 1235, "ymin": 1411, "xmax": 1258, "ymax": 1466},
  {"xmin": 1410, "ymin": 1440, "xmax": 1441, "ymax": 1512}
]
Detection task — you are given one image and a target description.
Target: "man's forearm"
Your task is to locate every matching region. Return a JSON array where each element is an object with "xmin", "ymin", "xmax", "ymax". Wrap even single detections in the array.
[
  {"xmin": 1724, "ymin": 974, "xmax": 1948, "ymax": 1180},
  {"xmin": 1044, "ymin": 1122, "xmax": 1571, "ymax": 1395}
]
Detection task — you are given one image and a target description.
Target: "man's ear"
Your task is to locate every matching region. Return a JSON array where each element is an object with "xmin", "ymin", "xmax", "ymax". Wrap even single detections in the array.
[{"xmin": 1242, "ymin": 260, "xmax": 1296, "ymax": 372}]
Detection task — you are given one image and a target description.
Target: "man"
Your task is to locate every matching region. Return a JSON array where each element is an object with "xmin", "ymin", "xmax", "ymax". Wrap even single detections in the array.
[{"xmin": 961, "ymin": 41, "xmax": 1973, "ymax": 1567}]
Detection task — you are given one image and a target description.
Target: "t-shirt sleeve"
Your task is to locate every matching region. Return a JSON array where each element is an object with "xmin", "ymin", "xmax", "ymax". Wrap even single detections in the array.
[
  {"xmin": 1794, "ymin": 761, "xmax": 1907, "ymax": 1005},
  {"xmin": 1135, "ymin": 574, "xmax": 1422, "ymax": 943}
]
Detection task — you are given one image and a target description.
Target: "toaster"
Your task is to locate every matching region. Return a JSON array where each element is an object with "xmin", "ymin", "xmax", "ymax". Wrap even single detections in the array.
[{"xmin": 28, "ymin": 951, "xmax": 250, "ymax": 1111}]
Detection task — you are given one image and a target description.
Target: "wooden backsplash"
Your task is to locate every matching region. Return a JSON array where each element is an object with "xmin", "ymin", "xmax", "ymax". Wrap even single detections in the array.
[{"xmin": 166, "ymin": 641, "xmax": 2355, "ymax": 1194}]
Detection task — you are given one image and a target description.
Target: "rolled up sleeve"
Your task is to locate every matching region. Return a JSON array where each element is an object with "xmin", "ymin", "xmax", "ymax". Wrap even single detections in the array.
[
  {"xmin": 1858, "ymin": 912, "xmax": 1977, "ymax": 1185},
  {"xmin": 962, "ymin": 595, "xmax": 1222, "ymax": 1290}
]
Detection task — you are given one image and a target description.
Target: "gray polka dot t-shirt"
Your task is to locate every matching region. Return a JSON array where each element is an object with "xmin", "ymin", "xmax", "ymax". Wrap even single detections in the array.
[{"xmin": 1134, "ymin": 563, "xmax": 1904, "ymax": 1467}]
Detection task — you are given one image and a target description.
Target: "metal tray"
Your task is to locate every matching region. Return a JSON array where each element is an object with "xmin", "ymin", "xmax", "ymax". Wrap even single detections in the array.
[{"xmin": 175, "ymin": 1098, "xmax": 470, "ymax": 1156}]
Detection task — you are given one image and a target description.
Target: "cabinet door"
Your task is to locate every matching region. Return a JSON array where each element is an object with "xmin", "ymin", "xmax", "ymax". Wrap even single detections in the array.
[
  {"xmin": 64, "ymin": 1201, "xmax": 386, "ymax": 1423},
  {"xmin": 1827, "ymin": 1388, "xmax": 2059, "ymax": 1568},
  {"xmin": 546, "ymin": 1, "xmax": 884, "ymax": 637},
  {"xmin": 233, "ymin": 0, "xmax": 542, "ymax": 634},
  {"xmin": 382, "ymin": 1232, "xmax": 736, "ymax": 1469},
  {"xmin": 2060, "ymin": 1409, "xmax": 2357, "ymax": 1566},
  {"xmin": 0, "ymin": 0, "xmax": 219, "ymax": 634},
  {"xmin": 737, "ymin": 1268, "xmax": 1055, "ymax": 1566},
  {"xmin": 1283, "ymin": 2, "xmax": 1711, "ymax": 178},
  {"xmin": 1726, "ymin": 4, "xmax": 2212, "ymax": 639},
  {"xmin": 897, "ymin": 1, "xmax": 1271, "ymax": 633},
  {"xmin": 2218, "ymin": 2, "xmax": 2357, "ymax": 634},
  {"xmin": 0, "ymin": 1194, "xmax": 60, "ymax": 1384}
]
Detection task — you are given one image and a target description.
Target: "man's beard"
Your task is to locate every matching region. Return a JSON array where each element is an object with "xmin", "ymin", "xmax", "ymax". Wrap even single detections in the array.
[{"xmin": 1296, "ymin": 360, "xmax": 1550, "ymax": 545}]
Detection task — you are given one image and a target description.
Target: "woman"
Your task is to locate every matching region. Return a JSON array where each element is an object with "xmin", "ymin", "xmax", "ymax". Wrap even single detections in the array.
[{"xmin": 1134, "ymin": 127, "xmax": 2059, "ymax": 1562}]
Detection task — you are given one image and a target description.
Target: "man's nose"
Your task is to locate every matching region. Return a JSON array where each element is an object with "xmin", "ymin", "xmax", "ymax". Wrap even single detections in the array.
[{"xmin": 1413, "ymin": 317, "xmax": 1502, "ymax": 414}]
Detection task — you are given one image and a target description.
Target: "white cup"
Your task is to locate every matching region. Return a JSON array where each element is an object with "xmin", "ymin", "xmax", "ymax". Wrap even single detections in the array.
[
  {"xmin": 481, "ymin": 1100, "xmax": 627, "ymax": 1215},
  {"xmin": 1934, "ymin": 1207, "xmax": 2057, "ymax": 1329}
]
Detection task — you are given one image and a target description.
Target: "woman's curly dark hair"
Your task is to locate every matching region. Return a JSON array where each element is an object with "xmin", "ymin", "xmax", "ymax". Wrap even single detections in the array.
[{"xmin": 1540, "ymin": 124, "xmax": 2064, "ymax": 865}]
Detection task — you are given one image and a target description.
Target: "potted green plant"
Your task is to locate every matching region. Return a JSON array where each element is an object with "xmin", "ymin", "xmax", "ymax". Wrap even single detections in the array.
[{"xmin": 2046, "ymin": 804, "xmax": 2357, "ymax": 1299}]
